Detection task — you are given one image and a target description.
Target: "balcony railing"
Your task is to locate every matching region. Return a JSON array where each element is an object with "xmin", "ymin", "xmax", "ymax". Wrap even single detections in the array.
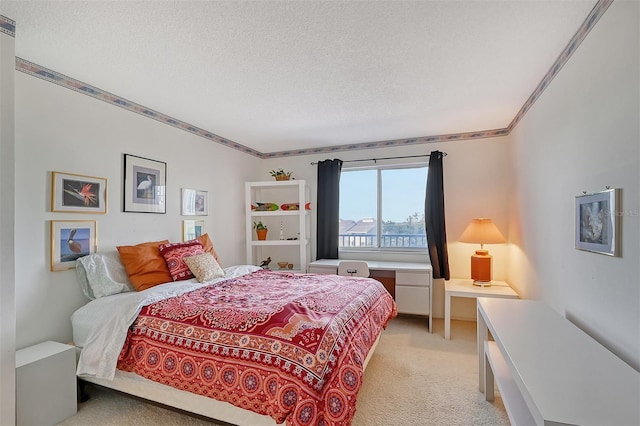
[{"xmin": 339, "ymin": 233, "xmax": 427, "ymax": 248}]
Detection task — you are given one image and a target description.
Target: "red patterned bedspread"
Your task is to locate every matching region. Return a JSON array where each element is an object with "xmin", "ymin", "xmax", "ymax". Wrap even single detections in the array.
[{"xmin": 117, "ymin": 269, "xmax": 397, "ymax": 425}]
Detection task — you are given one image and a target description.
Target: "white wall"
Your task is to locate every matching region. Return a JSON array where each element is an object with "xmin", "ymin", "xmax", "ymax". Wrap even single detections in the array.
[
  {"xmin": 261, "ymin": 136, "xmax": 512, "ymax": 320},
  {"xmin": 14, "ymin": 73, "xmax": 261, "ymax": 349},
  {"xmin": 0, "ymin": 20, "xmax": 16, "ymax": 426},
  {"xmin": 507, "ymin": 0, "xmax": 639, "ymax": 370}
]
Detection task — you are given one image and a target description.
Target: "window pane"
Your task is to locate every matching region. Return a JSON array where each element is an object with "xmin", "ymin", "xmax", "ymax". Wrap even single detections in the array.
[
  {"xmin": 339, "ymin": 170, "xmax": 377, "ymax": 248},
  {"xmin": 381, "ymin": 167, "xmax": 427, "ymax": 248}
]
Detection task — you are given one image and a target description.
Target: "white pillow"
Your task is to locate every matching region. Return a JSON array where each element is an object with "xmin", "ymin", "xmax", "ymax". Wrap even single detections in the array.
[{"xmin": 76, "ymin": 252, "xmax": 134, "ymax": 299}]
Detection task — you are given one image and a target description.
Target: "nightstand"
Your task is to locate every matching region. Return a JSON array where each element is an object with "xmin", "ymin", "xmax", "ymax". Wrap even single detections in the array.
[
  {"xmin": 444, "ymin": 278, "xmax": 518, "ymax": 339},
  {"xmin": 16, "ymin": 341, "xmax": 77, "ymax": 425}
]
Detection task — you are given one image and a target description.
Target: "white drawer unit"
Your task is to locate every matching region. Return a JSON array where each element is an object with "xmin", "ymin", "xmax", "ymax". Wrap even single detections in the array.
[
  {"xmin": 395, "ymin": 271, "xmax": 430, "ymax": 317},
  {"xmin": 16, "ymin": 341, "xmax": 77, "ymax": 425}
]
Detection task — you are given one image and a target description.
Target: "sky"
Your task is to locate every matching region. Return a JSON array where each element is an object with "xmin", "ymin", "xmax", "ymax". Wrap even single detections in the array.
[{"xmin": 339, "ymin": 167, "xmax": 427, "ymax": 223}]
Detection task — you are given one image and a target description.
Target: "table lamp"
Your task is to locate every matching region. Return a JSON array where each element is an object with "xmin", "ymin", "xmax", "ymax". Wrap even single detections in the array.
[{"xmin": 459, "ymin": 218, "xmax": 506, "ymax": 287}]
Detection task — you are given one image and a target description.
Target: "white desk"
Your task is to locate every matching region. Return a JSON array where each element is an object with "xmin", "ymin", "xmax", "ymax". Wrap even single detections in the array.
[
  {"xmin": 478, "ymin": 298, "xmax": 640, "ymax": 426},
  {"xmin": 309, "ymin": 259, "xmax": 433, "ymax": 332},
  {"xmin": 444, "ymin": 279, "xmax": 518, "ymax": 339}
]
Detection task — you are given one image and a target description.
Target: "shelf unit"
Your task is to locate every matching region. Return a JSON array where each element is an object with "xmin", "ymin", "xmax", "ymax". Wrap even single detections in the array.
[{"xmin": 245, "ymin": 180, "xmax": 310, "ymax": 272}]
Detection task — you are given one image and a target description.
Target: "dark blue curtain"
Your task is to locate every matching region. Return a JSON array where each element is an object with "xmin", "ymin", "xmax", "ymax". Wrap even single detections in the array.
[
  {"xmin": 425, "ymin": 151, "xmax": 450, "ymax": 279},
  {"xmin": 316, "ymin": 159, "xmax": 343, "ymax": 259}
]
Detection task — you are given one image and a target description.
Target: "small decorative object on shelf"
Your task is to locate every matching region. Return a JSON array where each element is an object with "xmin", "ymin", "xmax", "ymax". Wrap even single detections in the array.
[
  {"xmin": 259, "ymin": 257, "xmax": 271, "ymax": 269},
  {"xmin": 269, "ymin": 169, "xmax": 293, "ymax": 181},
  {"xmin": 253, "ymin": 221, "xmax": 268, "ymax": 240},
  {"xmin": 277, "ymin": 261, "xmax": 288, "ymax": 269},
  {"xmin": 287, "ymin": 263, "xmax": 294, "ymax": 270}
]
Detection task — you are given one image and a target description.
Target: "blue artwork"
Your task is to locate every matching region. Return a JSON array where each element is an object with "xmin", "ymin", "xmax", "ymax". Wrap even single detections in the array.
[{"xmin": 59, "ymin": 227, "xmax": 91, "ymax": 262}]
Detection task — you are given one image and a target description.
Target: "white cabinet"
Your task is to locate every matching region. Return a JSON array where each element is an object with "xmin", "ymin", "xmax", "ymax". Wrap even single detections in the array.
[
  {"xmin": 16, "ymin": 341, "xmax": 77, "ymax": 425},
  {"xmin": 395, "ymin": 271, "xmax": 430, "ymax": 317},
  {"xmin": 245, "ymin": 180, "xmax": 310, "ymax": 272}
]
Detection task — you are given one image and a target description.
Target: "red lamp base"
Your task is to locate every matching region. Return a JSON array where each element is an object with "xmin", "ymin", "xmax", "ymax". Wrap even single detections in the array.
[{"xmin": 471, "ymin": 250, "xmax": 493, "ymax": 287}]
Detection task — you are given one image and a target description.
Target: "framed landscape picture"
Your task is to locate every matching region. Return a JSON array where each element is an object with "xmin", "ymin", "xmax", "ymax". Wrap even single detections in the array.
[
  {"xmin": 52, "ymin": 171, "xmax": 107, "ymax": 213},
  {"xmin": 575, "ymin": 188, "xmax": 620, "ymax": 256},
  {"xmin": 183, "ymin": 219, "xmax": 205, "ymax": 241},
  {"xmin": 51, "ymin": 220, "xmax": 97, "ymax": 271},
  {"xmin": 123, "ymin": 154, "xmax": 167, "ymax": 213},
  {"xmin": 181, "ymin": 188, "xmax": 208, "ymax": 216}
]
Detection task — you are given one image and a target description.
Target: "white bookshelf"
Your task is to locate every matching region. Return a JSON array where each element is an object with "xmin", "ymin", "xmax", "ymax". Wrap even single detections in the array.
[{"xmin": 245, "ymin": 180, "xmax": 310, "ymax": 272}]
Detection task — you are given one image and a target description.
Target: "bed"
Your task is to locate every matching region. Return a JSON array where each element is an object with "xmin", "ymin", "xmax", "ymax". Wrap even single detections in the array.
[{"xmin": 71, "ymin": 239, "xmax": 397, "ymax": 426}]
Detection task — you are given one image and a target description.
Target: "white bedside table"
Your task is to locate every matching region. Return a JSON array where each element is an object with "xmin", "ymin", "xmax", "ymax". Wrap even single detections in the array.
[{"xmin": 444, "ymin": 278, "xmax": 518, "ymax": 339}]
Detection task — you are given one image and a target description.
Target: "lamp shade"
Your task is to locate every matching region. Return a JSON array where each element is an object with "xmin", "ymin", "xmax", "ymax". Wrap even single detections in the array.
[{"xmin": 459, "ymin": 218, "xmax": 506, "ymax": 247}]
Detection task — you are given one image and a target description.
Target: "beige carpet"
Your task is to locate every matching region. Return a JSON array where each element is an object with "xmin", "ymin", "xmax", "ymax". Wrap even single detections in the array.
[{"xmin": 59, "ymin": 317, "xmax": 508, "ymax": 425}]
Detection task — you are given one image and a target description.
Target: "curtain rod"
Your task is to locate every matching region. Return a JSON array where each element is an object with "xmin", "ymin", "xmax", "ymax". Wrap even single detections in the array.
[{"xmin": 309, "ymin": 152, "xmax": 446, "ymax": 165}]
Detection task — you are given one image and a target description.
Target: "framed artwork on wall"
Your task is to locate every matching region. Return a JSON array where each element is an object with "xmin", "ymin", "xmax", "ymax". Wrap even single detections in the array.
[
  {"xmin": 123, "ymin": 154, "xmax": 166, "ymax": 213},
  {"xmin": 51, "ymin": 220, "xmax": 97, "ymax": 271},
  {"xmin": 575, "ymin": 188, "xmax": 620, "ymax": 256},
  {"xmin": 51, "ymin": 171, "xmax": 107, "ymax": 214},
  {"xmin": 183, "ymin": 219, "xmax": 205, "ymax": 241},
  {"xmin": 181, "ymin": 188, "xmax": 208, "ymax": 216}
]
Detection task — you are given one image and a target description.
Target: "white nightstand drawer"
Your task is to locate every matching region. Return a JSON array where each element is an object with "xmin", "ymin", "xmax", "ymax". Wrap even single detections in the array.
[
  {"xmin": 396, "ymin": 285, "xmax": 430, "ymax": 316},
  {"xmin": 396, "ymin": 271, "xmax": 429, "ymax": 287}
]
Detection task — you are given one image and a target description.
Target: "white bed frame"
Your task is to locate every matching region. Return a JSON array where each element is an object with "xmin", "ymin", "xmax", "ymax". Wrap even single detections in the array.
[{"xmin": 78, "ymin": 333, "xmax": 381, "ymax": 425}]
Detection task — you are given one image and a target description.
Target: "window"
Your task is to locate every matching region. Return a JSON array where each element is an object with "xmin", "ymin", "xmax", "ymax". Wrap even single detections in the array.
[{"xmin": 339, "ymin": 164, "xmax": 427, "ymax": 250}]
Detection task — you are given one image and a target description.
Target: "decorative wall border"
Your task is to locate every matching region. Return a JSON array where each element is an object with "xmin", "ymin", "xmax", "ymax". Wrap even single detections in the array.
[
  {"xmin": 15, "ymin": 57, "xmax": 263, "ymax": 158},
  {"xmin": 13, "ymin": 0, "xmax": 612, "ymax": 159},
  {"xmin": 506, "ymin": 0, "xmax": 613, "ymax": 132},
  {"xmin": 0, "ymin": 16, "xmax": 16, "ymax": 38}
]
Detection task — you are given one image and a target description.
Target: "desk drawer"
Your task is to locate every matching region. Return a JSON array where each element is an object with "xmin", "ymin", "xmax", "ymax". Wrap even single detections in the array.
[
  {"xmin": 396, "ymin": 285, "xmax": 430, "ymax": 316},
  {"xmin": 308, "ymin": 265, "xmax": 337, "ymax": 275},
  {"xmin": 396, "ymin": 271, "xmax": 429, "ymax": 287}
]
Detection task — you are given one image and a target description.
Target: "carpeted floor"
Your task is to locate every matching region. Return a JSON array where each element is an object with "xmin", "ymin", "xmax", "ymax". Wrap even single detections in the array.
[{"xmin": 59, "ymin": 317, "xmax": 508, "ymax": 425}]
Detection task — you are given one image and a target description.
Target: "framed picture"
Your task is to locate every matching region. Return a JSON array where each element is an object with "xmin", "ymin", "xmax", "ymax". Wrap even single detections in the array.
[
  {"xmin": 51, "ymin": 171, "xmax": 107, "ymax": 213},
  {"xmin": 181, "ymin": 188, "xmax": 208, "ymax": 216},
  {"xmin": 183, "ymin": 219, "xmax": 205, "ymax": 241},
  {"xmin": 51, "ymin": 220, "xmax": 97, "ymax": 271},
  {"xmin": 123, "ymin": 154, "xmax": 166, "ymax": 213},
  {"xmin": 575, "ymin": 188, "xmax": 620, "ymax": 256}
]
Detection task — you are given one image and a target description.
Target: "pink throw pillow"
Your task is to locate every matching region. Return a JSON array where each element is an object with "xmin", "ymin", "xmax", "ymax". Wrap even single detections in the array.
[{"xmin": 159, "ymin": 240, "xmax": 204, "ymax": 281}]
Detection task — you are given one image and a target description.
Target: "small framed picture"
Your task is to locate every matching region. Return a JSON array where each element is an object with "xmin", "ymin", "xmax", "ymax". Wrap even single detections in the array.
[
  {"xmin": 52, "ymin": 171, "xmax": 107, "ymax": 214},
  {"xmin": 181, "ymin": 188, "xmax": 208, "ymax": 216},
  {"xmin": 123, "ymin": 154, "xmax": 167, "ymax": 213},
  {"xmin": 183, "ymin": 220, "xmax": 206, "ymax": 241},
  {"xmin": 575, "ymin": 188, "xmax": 620, "ymax": 256},
  {"xmin": 51, "ymin": 220, "xmax": 97, "ymax": 271}
]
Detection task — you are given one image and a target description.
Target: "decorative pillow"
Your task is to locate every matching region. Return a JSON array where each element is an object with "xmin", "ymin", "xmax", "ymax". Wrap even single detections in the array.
[
  {"xmin": 195, "ymin": 233, "xmax": 222, "ymax": 266},
  {"xmin": 117, "ymin": 240, "xmax": 172, "ymax": 291},
  {"xmin": 159, "ymin": 240, "xmax": 205, "ymax": 281},
  {"xmin": 76, "ymin": 251, "xmax": 134, "ymax": 299},
  {"xmin": 183, "ymin": 253, "xmax": 225, "ymax": 283}
]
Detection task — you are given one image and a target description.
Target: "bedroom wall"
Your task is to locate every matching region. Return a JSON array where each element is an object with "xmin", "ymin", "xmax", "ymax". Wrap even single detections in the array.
[
  {"xmin": 261, "ymin": 136, "xmax": 512, "ymax": 321},
  {"xmin": 507, "ymin": 0, "xmax": 639, "ymax": 370},
  {"xmin": 14, "ymin": 72, "xmax": 262, "ymax": 350},
  {"xmin": 0, "ymin": 17, "xmax": 17, "ymax": 426}
]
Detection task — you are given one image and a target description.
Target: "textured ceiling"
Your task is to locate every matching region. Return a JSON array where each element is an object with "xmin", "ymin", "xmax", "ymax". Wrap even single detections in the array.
[{"xmin": 3, "ymin": 1, "xmax": 598, "ymax": 154}]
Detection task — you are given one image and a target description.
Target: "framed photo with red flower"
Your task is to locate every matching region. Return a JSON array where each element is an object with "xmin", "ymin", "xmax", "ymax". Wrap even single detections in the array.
[{"xmin": 52, "ymin": 171, "xmax": 107, "ymax": 214}]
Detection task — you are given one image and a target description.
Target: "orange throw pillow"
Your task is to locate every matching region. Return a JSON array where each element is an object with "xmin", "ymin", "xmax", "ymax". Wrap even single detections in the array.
[
  {"xmin": 117, "ymin": 240, "xmax": 172, "ymax": 291},
  {"xmin": 195, "ymin": 233, "xmax": 221, "ymax": 267}
]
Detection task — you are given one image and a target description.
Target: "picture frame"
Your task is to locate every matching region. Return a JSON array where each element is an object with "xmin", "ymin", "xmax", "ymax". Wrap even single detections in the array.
[
  {"xmin": 183, "ymin": 219, "xmax": 206, "ymax": 241},
  {"xmin": 51, "ymin": 171, "xmax": 107, "ymax": 214},
  {"xmin": 51, "ymin": 220, "xmax": 97, "ymax": 271},
  {"xmin": 575, "ymin": 188, "xmax": 620, "ymax": 256},
  {"xmin": 181, "ymin": 188, "xmax": 208, "ymax": 216},
  {"xmin": 123, "ymin": 154, "xmax": 166, "ymax": 213}
]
